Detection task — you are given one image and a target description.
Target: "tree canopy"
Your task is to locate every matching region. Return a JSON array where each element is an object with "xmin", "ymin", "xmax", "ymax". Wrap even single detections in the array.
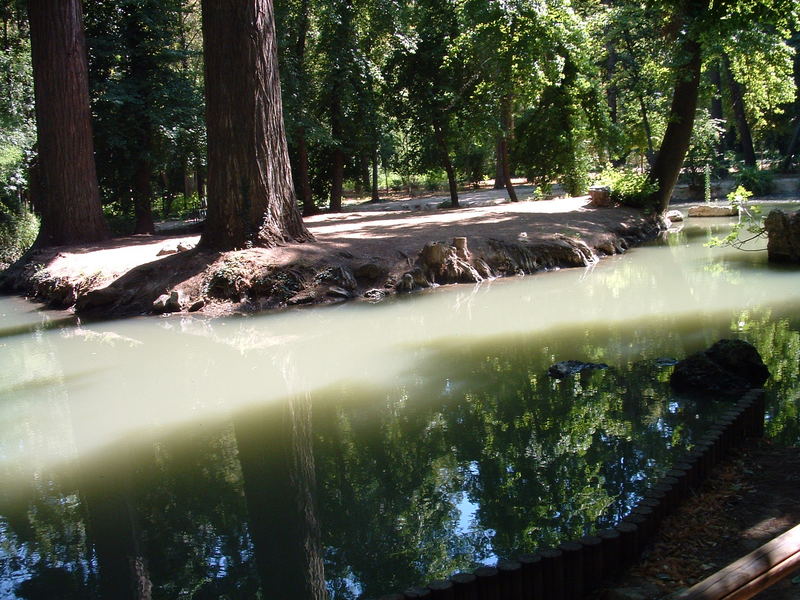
[{"xmin": 0, "ymin": 0, "xmax": 798, "ymax": 251}]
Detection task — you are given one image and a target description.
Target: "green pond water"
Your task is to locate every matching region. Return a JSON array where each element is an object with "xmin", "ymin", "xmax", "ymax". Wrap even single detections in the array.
[{"xmin": 1, "ymin": 205, "xmax": 799, "ymax": 599}]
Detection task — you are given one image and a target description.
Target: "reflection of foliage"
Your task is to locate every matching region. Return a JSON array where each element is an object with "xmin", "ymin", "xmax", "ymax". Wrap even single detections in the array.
[
  {"xmin": 312, "ymin": 326, "xmax": 731, "ymax": 596},
  {"xmin": 733, "ymin": 310, "xmax": 800, "ymax": 446},
  {"xmin": 314, "ymin": 391, "xmax": 482, "ymax": 599},
  {"xmin": 139, "ymin": 423, "xmax": 259, "ymax": 599}
]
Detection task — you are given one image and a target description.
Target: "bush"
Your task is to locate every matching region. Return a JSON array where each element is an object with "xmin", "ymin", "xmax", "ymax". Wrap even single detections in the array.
[
  {"xmin": 0, "ymin": 204, "xmax": 39, "ymax": 266},
  {"xmin": 424, "ymin": 170, "xmax": 447, "ymax": 191},
  {"xmin": 734, "ymin": 167, "xmax": 774, "ymax": 196},
  {"xmin": 594, "ymin": 166, "xmax": 658, "ymax": 208}
]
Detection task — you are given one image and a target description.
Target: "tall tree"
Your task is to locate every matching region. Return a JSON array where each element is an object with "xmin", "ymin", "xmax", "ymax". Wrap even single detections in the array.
[
  {"xmin": 27, "ymin": 0, "xmax": 109, "ymax": 246},
  {"xmin": 723, "ymin": 54, "xmax": 757, "ymax": 167},
  {"xmin": 386, "ymin": 0, "xmax": 469, "ymax": 208},
  {"xmin": 645, "ymin": 0, "xmax": 704, "ymax": 212},
  {"xmin": 647, "ymin": 0, "xmax": 798, "ymax": 211},
  {"xmin": 200, "ymin": 0, "xmax": 312, "ymax": 250},
  {"xmin": 86, "ymin": 0, "xmax": 203, "ymax": 235},
  {"xmin": 276, "ymin": 0, "xmax": 319, "ymax": 216}
]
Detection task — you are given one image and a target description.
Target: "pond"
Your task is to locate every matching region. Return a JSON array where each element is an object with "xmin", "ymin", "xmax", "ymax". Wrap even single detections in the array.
[{"xmin": 1, "ymin": 205, "xmax": 799, "ymax": 599}]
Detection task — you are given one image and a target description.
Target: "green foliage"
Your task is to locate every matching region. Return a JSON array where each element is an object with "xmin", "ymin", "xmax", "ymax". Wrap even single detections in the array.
[
  {"xmin": 594, "ymin": 166, "xmax": 658, "ymax": 208},
  {"xmin": 683, "ymin": 109, "xmax": 725, "ymax": 191},
  {"xmin": 734, "ymin": 166, "xmax": 775, "ymax": 196},
  {"xmin": 85, "ymin": 0, "xmax": 205, "ymax": 220},
  {"xmin": 0, "ymin": 201, "xmax": 38, "ymax": 265},
  {"xmin": 706, "ymin": 186, "xmax": 766, "ymax": 249}
]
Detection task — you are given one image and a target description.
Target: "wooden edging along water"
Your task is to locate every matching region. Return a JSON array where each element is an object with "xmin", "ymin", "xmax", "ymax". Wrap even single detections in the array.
[{"xmin": 376, "ymin": 388, "xmax": 767, "ymax": 600}]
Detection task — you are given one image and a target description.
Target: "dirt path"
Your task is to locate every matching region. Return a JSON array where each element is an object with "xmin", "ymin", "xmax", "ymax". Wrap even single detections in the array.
[{"xmin": 1, "ymin": 192, "xmax": 661, "ymax": 317}]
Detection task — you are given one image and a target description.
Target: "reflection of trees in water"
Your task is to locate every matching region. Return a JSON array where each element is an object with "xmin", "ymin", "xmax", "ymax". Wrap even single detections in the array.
[
  {"xmin": 312, "ymin": 327, "xmax": 731, "ymax": 595},
  {"xmin": 2, "ymin": 314, "xmax": 797, "ymax": 599},
  {"xmin": 138, "ymin": 423, "xmax": 258, "ymax": 599},
  {"xmin": 232, "ymin": 396, "xmax": 327, "ymax": 599},
  {"xmin": 314, "ymin": 390, "xmax": 480, "ymax": 599},
  {"xmin": 735, "ymin": 310, "xmax": 800, "ymax": 445}
]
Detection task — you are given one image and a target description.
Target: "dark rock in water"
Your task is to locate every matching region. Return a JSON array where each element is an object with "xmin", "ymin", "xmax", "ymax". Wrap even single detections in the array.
[
  {"xmin": 764, "ymin": 209, "xmax": 800, "ymax": 263},
  {"xmin": 670, "ymin": 339, "xmax": 769, "ymax": 395},
  {"xmin": 548, "ymin": 360, "xmax": 609, "ymax": 379},
  {"xmin": 363, "ymin": 288, "xmax": 386, "ymax": 302},
  {"xmin": 654, "ymin": 357, "xmax": 678, "ymax": 368}
]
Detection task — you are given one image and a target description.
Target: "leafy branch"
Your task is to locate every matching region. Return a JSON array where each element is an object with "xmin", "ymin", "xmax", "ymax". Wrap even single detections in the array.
[{"xmin": 707, "ymin": 186, "xmax": 766, "ymax": 251}]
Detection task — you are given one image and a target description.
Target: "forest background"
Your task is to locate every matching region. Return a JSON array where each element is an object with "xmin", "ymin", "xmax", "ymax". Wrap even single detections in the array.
[{"xmin": 0, "ymin": 0, "xmax": 798, "ymax": 265}]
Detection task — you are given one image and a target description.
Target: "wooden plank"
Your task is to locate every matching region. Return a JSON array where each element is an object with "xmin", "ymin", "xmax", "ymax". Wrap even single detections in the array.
[
  {"xmin": 722, "ymin": 551, "xmax": 800, "ymax": 600},
  {"xmin": 676, "ymin": 523, "xmax": 800, "ymax": 600}
]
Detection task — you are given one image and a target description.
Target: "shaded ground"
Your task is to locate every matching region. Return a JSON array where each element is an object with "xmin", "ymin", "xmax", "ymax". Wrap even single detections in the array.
[
  {"xmin": 0, "ymin": 189, "xmax": 660, "ymax": 318},
  {"xmin": 597, "ymin": 441, "xmax": 800, "ymax": 599}
]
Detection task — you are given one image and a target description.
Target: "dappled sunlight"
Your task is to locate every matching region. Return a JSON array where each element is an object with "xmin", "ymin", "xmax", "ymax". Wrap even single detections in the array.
[{"xmin": 44, "ymin": 235, "xmax": 201, "ymax": 279}]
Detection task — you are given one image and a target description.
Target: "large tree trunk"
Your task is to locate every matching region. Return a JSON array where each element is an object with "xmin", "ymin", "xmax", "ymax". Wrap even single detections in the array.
[
  {"xmin": 433, "ymin": 122, "xmax": 459, "ymax": 208},
  {"xmin": 493, "ymin": 137, "xmax": 505, "ymax": 189},
  {"xmin": 329, "ymin": 147, "xmax": 344, "ymax": 213},
  {"xmin": 647, "ymin": 31, "xmax": 703, "ymax": 212},
  {"xmin": 28, "ymin": 0, "xmax": 109, "ymax": 247},
  {"xmin": 371, "ymin": 146, "xmax": 380, "ymax": 202},
  {"xmin": 296, "ymin": 128, "xmax": 316, "ymax": 216},
  {"xmin": 329, "ymin": 98, "xmax": 344, "ymax": 213},
  {"xmin": 200, "ymin": 0, "xmax": 312, "ymax": 250},
  {"xmin": 723, "ymin": 55, "xmax": 756, "ymax": 168},
  {"xmin": 125, "ymin": 8, "xmax": 155, "ymax": 235},
  {"xmin": 292, "ymin": 0, "xmax": 316, "ymax": 217},
  {"xmin": 500, "ymin": 96, "xmax": 518, "ymax": 203},
  {"xmin": 133, "ymin": 159, "xmax": 155, "ymax": 234},
  {"xmin": 233, "ymin": 397, "xmax": 327, "ymax": 600}
]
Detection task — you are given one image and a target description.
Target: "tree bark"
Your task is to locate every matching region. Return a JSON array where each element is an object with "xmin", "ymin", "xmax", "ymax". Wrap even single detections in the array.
[
  {"xmin": 28, "ymin": 0, "xmax": 109, "ymax": 247},
  {"xmin": 433, "ymin": 122, "xmax": 459, "ymax": 208},
  {"xmin": 292, "ymin": 0, "xmax": 316, "ymax": 217},
  {"xmin": 296, "ymin": 128, "xmax": 316, "ymax": 216},
  {"xmin": 133, "ymin": 159, "xmax": 154, "ymax": 234},
  {"xmin": 493, "ymin": 137, "xmax": 505, "ymax": 189},
  {"xmin": 359, "ymin": 153, "xmax": 370, "ymax": 194},
  {"xmin": 500, "ymin": 96, "xmax": 518, "ymax": 202},
  {"xmin": 723, "ymin": 55, "xmax": 757, "ymax": 168},
  {"xmin": 329, "ymin": 97, "xmax": 344, "ymax": 213},
  {"xmin": 125, "ymin": 7, "xmax": 155, "ymax": 235},
  {"xmin": 200, "ymin": 0, "xmax": 312, "ymax": 250},
  {"xmin": 371, "ymin": 146, "xmax": 380, "ymax": 202},
  {"xmin": 647, "ymin": 23, "xmax": 703, "ymax": 213}
]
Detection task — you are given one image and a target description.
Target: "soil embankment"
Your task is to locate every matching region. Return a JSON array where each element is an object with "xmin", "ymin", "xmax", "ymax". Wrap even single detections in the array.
[{"xmin": 0, "ymin": 194, "xmax": 663, "ymax": 318}]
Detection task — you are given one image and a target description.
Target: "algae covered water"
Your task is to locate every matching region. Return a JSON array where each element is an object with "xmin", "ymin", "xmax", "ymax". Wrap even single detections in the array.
[{"xmin": 1, "ymin": 207, "xmax": 799, "ymax": 598}]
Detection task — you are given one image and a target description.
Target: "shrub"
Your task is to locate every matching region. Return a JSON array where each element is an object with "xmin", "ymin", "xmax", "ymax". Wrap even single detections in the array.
[
  {"xmin": 594, "ymin": 167, "xmax": 658, "ymax": 208},
  {"xmin": 734, "ymin": 167, "xmax": 774, "ymax": 196},
  {"xmin": 0, "ymin": 203, "xmax": 39, "ymax": 266}
]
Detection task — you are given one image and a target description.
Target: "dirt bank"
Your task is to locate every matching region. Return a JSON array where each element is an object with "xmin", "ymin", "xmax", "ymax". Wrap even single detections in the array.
[{"xmin": 0, "ymin": 195, "xmax": 663, "ymax": 318}]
